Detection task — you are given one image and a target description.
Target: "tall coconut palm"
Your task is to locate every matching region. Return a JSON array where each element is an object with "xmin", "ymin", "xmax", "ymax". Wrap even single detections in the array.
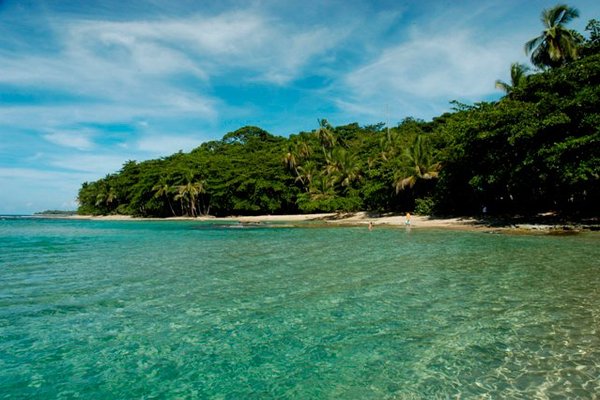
[
  {"xmin": 106, "ymin": 187, "xmax": 117, "ymax": 206},
  {"xmin": 296, "ymin": 140, "xmax": 311, "ymax": 159},
  {"xmin": 283, "ymin": 144, "xmax": 299, "ymax": 172},
  {"xmin": 380, "ymin": 129, "xmax": 402, "ymax": 161},
  {"xmin": 325, "ymin": 148, "xmax": 361, "ymax": 189},
  {"xmin": 175, "ymin": 178, "xmax": 207, "ymax": 217},
  {"xmin": 152, "ymin": 177, "xmax": 176, "ymax": 216},
  {"xmin": 174, "ymin": 184, "xmax": 191, "ymax": 217},
  {"xmin": 95, "ymin": 184, "xmax": 117, "ymax": 209},
  {"xmin": 295, "ymin": 160, "xmax": 318, "ymax": 190},
  {"xmin": 525, "ymin": 4, "xmax": 580, "ymax": 68},
  {"xmin": 395, "ymin": 135, "xmax": 441, "ymax": 193},
  {"xmin": 296, "ymin": 160, "xmax": 319, "ymax": 191},
  {"xmin": 495, "ymin": 63, "xmax": 530, "ymax": 94},
  {"xmin": 316, "ymin": 119, "xmax": 336, "ymax": 151},
  {"xmin": 94, "ymin": 192, "xmax": 105, "ymax": 208},
  {"xmin": 308, "ymin": 174, "xmax": 336, "ymax": 201},
  {"xmin": 283, "ymin": 140, "xmax": 312, "ymax": 179},
  {"xmin": 195, "ymin": 180, "xmax": 209, "ymax": 216}
]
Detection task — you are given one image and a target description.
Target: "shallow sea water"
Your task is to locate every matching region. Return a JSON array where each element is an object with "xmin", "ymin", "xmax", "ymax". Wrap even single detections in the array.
[{"xmin": 0, "ymin": 218, "xmax": 599, "ymax": 399}]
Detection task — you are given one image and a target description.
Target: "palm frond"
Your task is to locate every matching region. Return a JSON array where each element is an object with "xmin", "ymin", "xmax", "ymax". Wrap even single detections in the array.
[
  {"xmin": 495, "ymin": 79, "xmax": 512, "ymax": 93},
  {"xmin": 528, "ymin": 4, "xmax": 580, "ymax": 68},
  {"xmin": 554, "ymin": 4, "xmax": 579, "ymax": 25},
  {"xmin": 524, "ymin": 35, "xmax": 544, "ymax": 55},
  {"xmin": 510, "ymin": 63, "xmax": 529, "ymax": 84},
  {"xmin": 395, "ymin": 176, "xmax": 416, "ymax": 193}
]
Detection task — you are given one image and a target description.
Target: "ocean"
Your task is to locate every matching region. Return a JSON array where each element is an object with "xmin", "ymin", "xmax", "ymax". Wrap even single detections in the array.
[{"xmin": 1, "ymin": 218, "xmax": 599, "ymax": 398}]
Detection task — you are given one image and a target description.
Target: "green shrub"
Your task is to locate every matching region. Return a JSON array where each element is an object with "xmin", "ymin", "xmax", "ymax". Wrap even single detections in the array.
[{"xmin": 414, "ymin": 197, "xmax": 435, "ymax": 215}]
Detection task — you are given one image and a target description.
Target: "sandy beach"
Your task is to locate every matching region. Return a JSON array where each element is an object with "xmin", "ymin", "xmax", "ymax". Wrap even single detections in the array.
[
  {"xmin": 62, "ymin": 211, "xmax": 598, "ymax": 233},
  {"xmin": 235, "ymin": 212, "xmax": 486, "ymax": 230},
  {"xmin": 66, "ymin": 211, "xmax": 477, "ymax": 227}
]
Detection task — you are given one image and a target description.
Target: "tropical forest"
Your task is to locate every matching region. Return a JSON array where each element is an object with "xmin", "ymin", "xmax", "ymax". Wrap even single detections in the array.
[{"xmin": 78, "ymin": 5, "xmax": 600, "ymax": 218}]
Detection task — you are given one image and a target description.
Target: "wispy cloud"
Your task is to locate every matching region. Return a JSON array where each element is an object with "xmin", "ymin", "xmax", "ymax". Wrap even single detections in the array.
[
  {"xmin": 0, "ymin": 9, "xmax": 348, "ymax": 92},
  {"xmin": 47, "ymin": 154, "xmax": 131, "ymax": 175},
  {"xmin": 43, "ymin": 130, "xmax": 96, "ymax": 151},
  {"xmin": 336, "ymin": 3, "xmax": 530, "ymax": 121},
  {"xmin": 1, "ymin": 0, "xmax": 599, "ymax": 213},
  {"xmin": 0, "ymin": 7, "xmax": 350, "ymax": 151},
  {"xmin": 0, "ymin": 167, "xmax": 87, "ymax": 182},
  {"xmin": 347, "ymin": 31, "xmax": 506, "ymax": 99},
  {"xmin": 0, "ymin": 167, "xmax": 89, "ymax": 213}
]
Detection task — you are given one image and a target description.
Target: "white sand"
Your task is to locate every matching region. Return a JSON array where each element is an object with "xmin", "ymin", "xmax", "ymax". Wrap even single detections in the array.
[
  {"xmin": 323, "ymin": 212, "xmax": 481, "ymax": 229},
  {"xmin": 70, "ymin": 212, "xmax": 488, "ymax": 230}
]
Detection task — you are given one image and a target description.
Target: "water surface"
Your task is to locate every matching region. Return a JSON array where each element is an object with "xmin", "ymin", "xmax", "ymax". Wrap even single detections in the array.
[{"xmin": 1, "ymin": 219, "xmax": 599, "ymax": 398}]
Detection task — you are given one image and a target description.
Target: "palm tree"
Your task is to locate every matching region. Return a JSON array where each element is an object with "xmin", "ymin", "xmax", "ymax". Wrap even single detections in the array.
[
  {"xmin": 295, "ymin": 160, "xmax": 318, "ymax": 190},
  {"xmin": 395, "ymin": 135, "xmax": 441, "ymax": 193},
  {"xmin": 174, "ymin": 184, "xmax": 190, "ymax": 216},
  {"xmin": 283, "ymin": 144, "xmax": 299, "ymax": 172},
  {"xmin": 308, "ymin": 174, "xmax": 336, "ymax": 201},
  {"xmin": 296, "ymin": 140, "xmax": 311, "ymax": 159},
  {"xmin": 316, "ymin": 119, "xmax": 336, "ymax": 151},
  {"xmin": 175, "ymin": 178, "xmax": 207, "ymax": 217},
  {"xmin": 106, "ymin": 187, "xmax": 117, "ymax": 206},
  {"xmin": 94, "ymin": 183, "xmax": 117, "ymax": 210},
  {"xmin": 324, "ymin": 148, "xmax": 361, "ymax": 189},
  {"xmin": 195, "ymin": 180, "xmax": 209, "ymax": 216},
  {"xmin": 380, "ymin": 129, "xmax": 402, "ymax": 161},
  {"xmin": 284, "ymin": 140, "xmax": 312, "ymax": 182},
  {"xmin": 94, "ymin": 192, "xmax": 105, "ymax": 208},
  {"xmin": 525, "ymin": 4, "xmax": 580, "ymax": 68},
  {"xmin": 495, "ymin": 63, "xmax": 530, "ymax": 94},
  {"xmin": 152, "ymin": 177, "xmax": 176, "ymax": 216}
]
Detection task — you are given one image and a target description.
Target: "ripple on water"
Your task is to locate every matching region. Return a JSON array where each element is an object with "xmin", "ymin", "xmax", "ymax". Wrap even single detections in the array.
[{"xmin": 0, "ymin": 219, "xmax": 599, "ymax": 398}]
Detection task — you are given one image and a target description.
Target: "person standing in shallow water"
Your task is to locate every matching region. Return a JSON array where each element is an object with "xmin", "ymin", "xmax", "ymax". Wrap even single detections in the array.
[
  {"xmin": 368, "ymin": 221, "xmax": 373, "ymax": 231},
  {"xmin": 405, "ymin": 212, "xmax": 411, "ymax": 226}
]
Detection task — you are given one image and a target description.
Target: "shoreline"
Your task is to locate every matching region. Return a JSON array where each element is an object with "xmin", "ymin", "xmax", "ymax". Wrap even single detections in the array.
[{"xmin": 57, "ymin": 212, "xmax": 598, "ymax": 234}]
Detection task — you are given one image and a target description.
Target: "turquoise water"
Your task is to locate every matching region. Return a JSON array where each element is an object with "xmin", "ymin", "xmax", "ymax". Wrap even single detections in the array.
[{"xmin": 1, "ymin": 218, "xmax": 599, "ymax": 399}]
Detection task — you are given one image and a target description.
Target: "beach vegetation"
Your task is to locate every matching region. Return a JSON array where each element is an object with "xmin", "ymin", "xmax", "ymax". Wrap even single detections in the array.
[
  {"xmin": 77, "ymin": 5, "xmax": 599, "ymax": 218},
  {"xmin": 495, "ymin": 63, "xmax": 530, "ymax": 95},
  {"xmin": 525, "ymin": 4, "xmax": 581, "ymax": 68}
]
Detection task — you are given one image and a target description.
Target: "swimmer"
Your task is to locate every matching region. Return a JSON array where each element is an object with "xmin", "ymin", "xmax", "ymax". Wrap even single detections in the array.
[
  {"xmin": 368, "ymin": 221, "xmax": 373, "ymax": 231},
  {"xmin": 405, "ymin": 212, "xmax": 411, "ymax": 226}
]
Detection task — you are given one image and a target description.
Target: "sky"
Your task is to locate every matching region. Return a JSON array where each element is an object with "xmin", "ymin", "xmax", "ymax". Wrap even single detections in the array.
[{"xmin": 1, "ymin": 0, "xmax": 599, "ymax": 214}]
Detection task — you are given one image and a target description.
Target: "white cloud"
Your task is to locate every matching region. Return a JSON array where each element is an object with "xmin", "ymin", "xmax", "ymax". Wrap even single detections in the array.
[
  {"xmin": 0, "ymin": 99, "xmax": 216, "ymax": 134},
  {"xmin": 0, "ymin": 18, "xmax": 219, "ymax": 134},
  {"xmin": 0, "ymin": 8, "xmax": 351, "ymax": 144},
  {"xmin": 0, "ymin": 167, "xmax": 89, "ymax": 214},
  {"xmin": 346, "ymin": 29, "xmax": 511, "ymax": 98},
  {"xmin": 337, "ymin": 12, "xmax": 529, "ymax": 121},
  {"xmin": 0, "ymin": 167, "xmax": 72, "ymax": 181},
  {"xmin": 91, "ymin": 11, "xmax": 348, "ymax": 83},
  {"xmin": 0, "ymin": 9, "xmax": 347, "ymax": 92},
  {"xmin": 48, "ymin": 154, "xmax": 131, "ymax": 175},
  {"xmin": 244, "ymin": 23, "xmax": 351, "ymax": 84},
  {"xmin": 43, "ymin": 130, "xmax": 95, "ymax": 151}
]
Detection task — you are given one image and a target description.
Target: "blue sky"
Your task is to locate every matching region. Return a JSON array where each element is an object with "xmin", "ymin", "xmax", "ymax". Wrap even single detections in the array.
[{"xmin": 1, "ymin": 0, "xmax": 598, "ymax": 214}]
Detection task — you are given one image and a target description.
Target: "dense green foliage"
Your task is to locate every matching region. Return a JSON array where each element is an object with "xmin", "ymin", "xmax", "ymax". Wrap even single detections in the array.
[
  {"xmin": 495, "ymin": 63, "xmax": 530, "ymax": 94},
  {"xmin": 78, "ymin": 9, "xmax": 599, "ymax": 218},
  {"xmin": 435, "ymin": 54, "xmax": 600, "ymax": 216}
]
